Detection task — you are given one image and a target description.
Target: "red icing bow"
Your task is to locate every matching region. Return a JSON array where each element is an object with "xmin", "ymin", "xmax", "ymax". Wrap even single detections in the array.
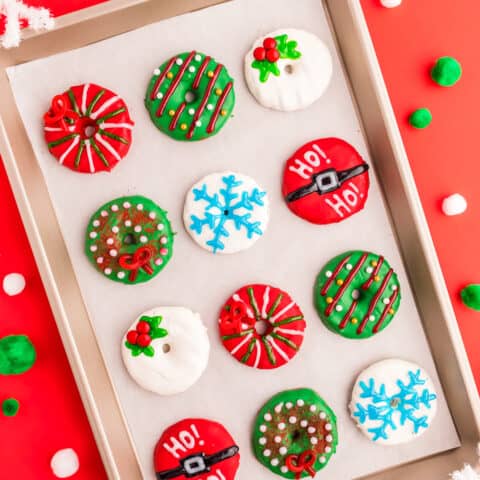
[
  {"xmin": 286, "ymin": 450, "xmax": 317, "ymax": 479},
  {"xmin": 221, "ymin": 301, "xmax": 254, "ymax": 334},
  {"xmin": 253, "ymin": 37, "xmax": 280, "ymax": 63},
  {"xmin": 118, "ymin": 246, "xmax": 155, "ymax": 282},
  {"xmin": 44, "ymin": 94, "xmax": 79, "ymax": 130}
]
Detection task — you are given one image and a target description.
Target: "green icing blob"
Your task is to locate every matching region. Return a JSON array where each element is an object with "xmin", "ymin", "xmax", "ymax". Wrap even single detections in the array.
[
  {"xmin": 409, "ymin": 108, "xmax": 432, "ymax": 129},
  {"xmin": 431, "ymin": 56, "xmax": 462, "ymax": 87},
  {"xmin": 2, "ymin": 398, "xmax": 20, "ymax": 417},
  {"xmin": 85, "ymin": 195, "xmax": 174, "ymax": 285},
  {"xmin": 145, "ymin": 51, "xmax": 235, "ymax": 141},
  {"xmin": 0, "ymin": 335, "xmax": 36, "ymax": 375},
  {"xmin": 314, "ymin": 250, "xmax": 401, "ymax": 339},
  {"xmin": 252, "ymin": 388, "xmax": 338, "ymax": 479},
  {"xmin": 460, "ymin": 285, "xmax": 480, "ymax": 311}
]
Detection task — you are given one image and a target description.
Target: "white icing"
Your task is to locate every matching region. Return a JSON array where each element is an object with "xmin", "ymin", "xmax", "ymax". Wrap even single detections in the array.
[
  {"xmin": 349, "ymin": 358, "xmax": 438, "ymax": 445},
  {"xmin": 2, "ymin": 273, "xmax": 26, "ymax": 296},
  {"xmin": 121, "ymin": 307, "xmax": 210, "ymax": 395},
  {"xmin": 442, "ymin": 193, "xmax": 467, "ymax": 216},
  {"xmin": 380, "ymin": 0, "xmax": 402, "ymax": 7},
  {"xmin": 244, "ymin": 29, "xmax": 333, "ymax": 111},
  {"xmin": 50, "ymin": 448, "xmax": 79, "ymax": 478}
]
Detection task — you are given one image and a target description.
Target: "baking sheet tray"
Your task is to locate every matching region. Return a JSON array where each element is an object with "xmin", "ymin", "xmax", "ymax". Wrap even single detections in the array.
[{"xmin": 6, "ymin": 0, "xmax": 459, "ymax": 478}]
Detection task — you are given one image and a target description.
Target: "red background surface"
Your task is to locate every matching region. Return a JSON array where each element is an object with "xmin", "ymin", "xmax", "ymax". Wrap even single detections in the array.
[{"xmin": 1, "ymin": 0, "xmax": 479, "ymax": 478}]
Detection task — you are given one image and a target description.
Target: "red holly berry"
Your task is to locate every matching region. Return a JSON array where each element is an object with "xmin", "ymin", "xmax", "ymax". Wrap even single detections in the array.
[
  {"xmin": 136, "ymin": 321, "xmax": 151, "ymax": 334},
  {"xmin": 266, "ymin": 49, "xmax": 280, "ymax": 63},
  {"xmin": 137, "ymin": 334, "xmax": 152, "ymax": 348},
  {"xmin": 127, "ymin": 331, "xmax": 139, "ymax": 345},
  {"xmin": 263, "ymin": 37, "xmax": 277, "ymax": 50},
  {"xmin": 253, "ymin": 47, "xmax": 266, "ymax": 61}
]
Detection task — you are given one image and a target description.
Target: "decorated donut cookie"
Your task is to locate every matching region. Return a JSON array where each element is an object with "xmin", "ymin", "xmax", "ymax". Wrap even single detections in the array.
[
  {"xmin": 219, "ymin": 284, "xmax": 305, "ymax": 369},
  {"xmin": 44, "ymin": 84, "xmax": 133, "ymax": 173},
  {"xmin": 183, "ymin": 172, "xmax": 269, "ymax": 254},
  {"xmin": 245, "ymin": 29, "xmax": 333, "ymax": 111},
  {"xmin": 145, "ymin": 51, "xmax": 235, "ymax": 141},
  {"xmin": 253, "ymin": 388, "xmax": 338, "ymax": 478},
  {"xmin": 122, "ymin": 307, "xmax": 209, "ymax": 395},
  {"xmin": 350, "ymin": 359, "xmax": 438, "ymax": 445},
  {"xmin": 85, "ymin": 196, "xmax": 174, "ymax": 284},
  {"xmin": 154, "ymin": 418, "xmax": 240, "ymax": 480},
  {"xmin": 282, "ymin": 138, "xmax": 370, "ymax": 224}
]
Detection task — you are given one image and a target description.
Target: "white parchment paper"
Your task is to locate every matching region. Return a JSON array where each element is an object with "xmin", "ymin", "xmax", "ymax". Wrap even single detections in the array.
[{"xmin": 7, "ymin": 0, "xmax": 459, "ymax": 478}]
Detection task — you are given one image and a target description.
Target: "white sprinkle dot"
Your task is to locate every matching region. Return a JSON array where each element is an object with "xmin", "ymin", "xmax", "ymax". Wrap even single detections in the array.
[
  {"xmin": 140, "ymin": 235, "xmax": 148, "ymax": 243},
  {"xmin": 137, "ymin": 204, "xmax": 143, "ymax": 211},
  {"xmin": 195, "ymin": 54, "xmax": 202, "ymax": 61},
  {"xmin": 112, "ymin": 226, "xmax": 119, "ymax": 233},
  {"xmin": 278, "ymin": 423, "xmax": 286, "ymax": 430},
  {"xmin": 352, "ymin": 289, "xmax": 360, "ymax": 300},
  {"xmin": 325, "ymin": 423, "xmax": 332, "ymax": 431},
  {"xmin": 117, "ymin": 272, "xmax": 125, "ymax": 279},
  {"xmin": 96, "ymin": 257, "xmax": 104, "ymax": 264},
  {"xmin": 109, "ymin": 249, "xmax": 118, "ymax": 257},
  {"xmin": 155, "ymin": 258, "xmax": 163, "ymax": 266},
  {"xmin": 189, "ymin": 66, "xmax": 196, "ymax": 73},
  {"xmin": 153, "ymin": 68, "xmax": 160, "ymax": 75},
  {"xmin": 289, "ymin": 416, "xmax": 297, "ymax": 424},
  {"xmin": 89, "ymin": 232, "xmax": 97, "ymax": 239},
  {"xmin": 325, "ymin": 270, "xmax": 332, "ymax": 278},
  {"xmin": 134, "ymin": 226, "xmax": 142, "ymax": 233},
  {"xmin": 90, "ymin": 246, "xmax": 97, "ymax": 252},
  {"xmin": 259, "ymin": 425, "xmax": 267, "ymax": 433},
  {"xmin": 310, "ymin": 437, "xmax": 318, "ymax": 445},
  {"xmin": 160, "ymin": 236, "xmax": 168, "ymax": 245},
  {"xmin": 286, "ymin": 402, "xmax": 293, "ymax": 409},
  {"xmin": 264, "ymin": 413, "xmax": 272, "ymax": 421},
  {"xmin": 308, "ymin": 426, "xmax": 316, "ymax": 434},
  {"xmin": 346, "ymin": 263, "xmax": 353, "ymax": 270},
  {"xmin": 157, "ymin": 223, "xmax": 164, "ymax": 230},
  {"xmin": 320, "ymin": 456, "xmax": 326, "ymax": 464},
  {"xmin": 392, "ymin": 285, "xmax": 398, "ymax": 291},
  {"xmin": 263, "ymin": 449, "xmax": 271, "ymax": 458},
  {"xmin": 207, "ymin": 104, "xmax": 214, "ymax": 111},
  {"xmin": 366, "ymin": 267, "xmax": 373, "ymax": 274},
  {"xmin": 326, "ymin": 434, "xmax": 333, "ymax": 442},
  {"xmin": 106, "ymin": 238, "xmax": 114, "ymax": 245},
  {"xmin": 2, "ymin": 273, "xmax": 26, "ymax": 296},
  {"xmin": 111, "ymin": 204, "xmax": 119, "ymax": 212},
  {"xmin": 320, "ymin": 412, "xmax": 327, "ymax": 420},
  {"xmin": 297, "ymin": 399, "xmax": 305, "ymax": 407},
  {"xmin": 383, "ymin": 298, "xmax": 390, "ymax": 304},
  {"xmin": 157, "ymin": 92, "xmax": 163, "ymax": 99},
  {"xmin": 325, "ymin": 446, "xmax": 332, "ymax": 453},
  {"xmin": 369, "ymin": 315, "xmax": 375, "ymax": 322},
  {"xmin": 279, "ymin": 447, "xmax": 287, "ymax": 456},
  {"xmin": 125, "ymin": 220, "xmax": 132, "ymax": 227},
  {"xmin": 123, "ymin": 202, "xmax": 131, "ymax": 208},
  {"xmin": 195, "ymin": 120, "xmax": 202, "ymax": 127},
  {"xmin": 281, "ymin": 466, "xmax": 288, "ymax": 473},
  {"xmin": 149, "ymin": 212, "xmax": 156, "ymax": 220},
  {"xmin": 335, "ymin": 305, "xmax": 343, "ymax": 312},
  {"xmin": 50, "ymin": 448, "xmax": 79, "ymax": 478},
  {"xmin": 176, "ymin": 58, "xmax": 183, "ymax": 65},
  {"xmin": 104, "ymin": 268, "xmax": 111, "ymax": 275},
  {"xmin": 271, "ymin": 459, "xmax": 279, "ymax": 467},
  {"xmin": 93, "ymin": 220, "xmax": 100, "ymax": 227},
  {"xmin": 310, "ymin": 405, "xmax": 317, "ymax": 412},
  {"xmin": 275, "ymin": 404, "xmax": 283, "ymax": 413},
  {"xmin": 274, "ymin": 436, "xmax": 282, "ymax": 443},
  {"xmin": 259, "ymin": 437, "xmax": 267, "ymax": 445},
  {"xmin": 300, "ymin": 420, "xmax": 308, "ymax": 428}
]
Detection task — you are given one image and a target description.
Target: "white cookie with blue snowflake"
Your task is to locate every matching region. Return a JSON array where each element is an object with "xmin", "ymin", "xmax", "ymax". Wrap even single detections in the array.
[
  {"xmin": 183, "ymin": 171, "xmax": 269, "ymax": 254},
  {"xmin": 349, "ymin": 359, "xmax": 438, "ymax": 445}
]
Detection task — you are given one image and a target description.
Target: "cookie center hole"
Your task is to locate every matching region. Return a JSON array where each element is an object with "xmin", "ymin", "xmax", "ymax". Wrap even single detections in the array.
[
  {"xmin": 284, "ymin": 64, "xmax": 294, "ymax": 74},
  {"xmin": 292, "ymin": 430, "xmax": 301, "ymax": 441},
  {"xmin": 255, "ymin": 319, "xmax": 269, "ymax": 336},
  {"xmin": 123, "ymin": 233, "xmax": 136, "ymax": 245},
  {"xmin": 223, "ymin": 209, "xmax": 229, "ymax": 216},
  {"xmin": 162, "ymin": 344, "xmax": 171, "ymax": 354},
  {"xmin": 80, "ymin": 117, "xmax": 98, "ymax": 139},
  {"xmin": 185, "ymin": 90, "xmax": 197, "ymax": 104},
  {"xmin": 390, "ymin": 398, "xmax": 400, "ymax": 408}
]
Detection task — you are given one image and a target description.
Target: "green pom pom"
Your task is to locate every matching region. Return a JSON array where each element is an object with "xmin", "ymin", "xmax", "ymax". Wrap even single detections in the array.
[
  {"xmin": 0, "ymin": 335, "xmax": 36, "ymax": 375},
  {"xmin": 431, "ymin": 57, "xmax": 462, "ymax": 87},
  {"xmin": 409, "ymin": 108, "xmax": 432, "ymax": 129},
  {"xmin": 461, "ymin": 285, "xmax": 480, "ymax": 311},
  {"xmin": 2, "ymin": 398, "xmax": 20, "ymax": 417}
]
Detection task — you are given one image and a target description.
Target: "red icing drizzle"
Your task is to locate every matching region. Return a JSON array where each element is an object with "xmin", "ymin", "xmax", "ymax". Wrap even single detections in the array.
[
  {"xmin": 150, "ymin": 57, "xmax": 176, "ymax": 101},
  {"xmin": 169, "ymin": 102, "xmax": 186, "ymax": 130},
  {"xmin": 320, "ymin": 255, "xmax": 351, "ymax": 295},
  {"xmin": 156, "ymin": 51, "xmax": 196, "ymax": 117},
  {"xmin": 207, "ymin": 82, "xmax": 233, "ymax": 134},
  {"xmin": 373, "ymin": 287, "xmax": 399, "ymax": 333},
  {"xmin": 192, "ymin": 55, "xmax": 211, "ymax": 89},
  {"xmin": 362, "ymin": 256, "xmax": 384, "ymax": 290},
  {"xmin": 339, "ymin": 300, "xmax": 357, "ymax": 330}
]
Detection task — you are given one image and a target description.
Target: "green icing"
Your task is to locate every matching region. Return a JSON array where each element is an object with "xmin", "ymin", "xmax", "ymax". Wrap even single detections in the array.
[
  {"xmin": 252, "ymin": 34, "xmax": 302, "ymax": 83},
  {"xmin": 409, "ymin": 108, "xmax": 432, "ymax": 129},
  {"xmin": 0, "ymin": 335, "xmax": 36, "ymax": 375},
  {"xmin": 314, "ymin": 250, "xmax": 401, "ymax": 339},
  {"xmin": 252, "ymin": 388, "xmax": 338, "ymax": 479},
  {"xmin": 431, "ymin": 56, "xmax": 462, "ymax": 87},
  {"xmin": 460, "ymin": 285, "xmax": 480, "ymax": 311},
  {"xmin": 2, "ymin": 398, "xmax": 20, "ymax": 417},
  {"xmin": 145, "ymin": 51, "xmax": 235, "ymax": 141},
  {"xmin": 85, "ymin": 195, "xmax": 174, "ymax": 285},
  {"xmin": 125, "ymin": 315, "xmax": 168, "ymax": 357}
]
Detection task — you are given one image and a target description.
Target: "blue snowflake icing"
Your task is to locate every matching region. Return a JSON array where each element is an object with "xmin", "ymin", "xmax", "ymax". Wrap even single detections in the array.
[
  {"xmin": 353, "ymin": 369, "xmax": 437, "ymax": 441},
  {"xmin": 189, "ymin": 174, "xmax": 267, "ymax": 253}
]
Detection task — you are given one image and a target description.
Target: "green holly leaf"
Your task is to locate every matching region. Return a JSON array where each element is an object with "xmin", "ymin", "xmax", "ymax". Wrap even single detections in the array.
[
  {"xmin": 125, "ymin": 342, "xmax": 142, "ymax": 357},
  {"xmin": 275, "ymin": 34, "xmax": 301, "ymax": 60},
  {"xmin": 142, "ymin": 346, "xmax": 155, "ymax": 357},
  {"xmin": 151, "ymin": 328, "xmax": 168, "ymax": 339},
  {"xmin": 140, "ymin": 315, "xmax": 163, "ymax": 330},
  {"xmin": 252, "ymin": 60, "xmax": 281, "ymax": 83}
]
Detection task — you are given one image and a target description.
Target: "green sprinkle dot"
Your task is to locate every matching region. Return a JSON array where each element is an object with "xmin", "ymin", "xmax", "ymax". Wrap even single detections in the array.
[
  {"xmin": 409, "ymin": 108, "xmax": 432, "ymax": 129},
  {"xmin": 461, "ymin": 284, "xmax": 480, "ymax": 311},
  {"xmin": 431, "ymin": 57, "xmax": 462, "ymax": 87},
  {"xmin": 2, "ymin": 398, "xmax": 20, "ymax": 417}
]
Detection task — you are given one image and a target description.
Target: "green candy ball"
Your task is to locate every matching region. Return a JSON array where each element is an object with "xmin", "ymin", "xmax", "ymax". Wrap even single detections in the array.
[
  {"xmin": 0, "ymin": 335, "xmax": 36, "ymax": 375},
  {"xmin": 409, "ymin": 108, "xmax": 432, "ymax": 129},
  {"xmin": 2, "ymin": 398, "xmax": 20, "ymax": 417},
  {"xmin": 431, "ymin": 57, "xmax": 462, "ymax": 87},
  {"xmin": 461, "ymin": 285, "xmax": 480, "ymax": 311}
]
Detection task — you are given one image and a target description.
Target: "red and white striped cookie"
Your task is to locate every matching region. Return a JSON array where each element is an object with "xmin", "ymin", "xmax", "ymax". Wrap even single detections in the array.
[
  {"xmin": 219, "ymin": 284, "xmax": 306, "ymax": 370},
  {"xmin": 43, "ymin": 83, "xmax": 134, "ymax": 174}
]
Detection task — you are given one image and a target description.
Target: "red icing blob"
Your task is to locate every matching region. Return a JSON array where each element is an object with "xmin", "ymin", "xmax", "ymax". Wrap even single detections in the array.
[
  {"xmin": 136, "ymin": 321, "xmax": 151, "ymax": 334},
  {"xmin": 263, "ymin": 37, "xmax": 277, "ymax": 50},
  {"xmin": 253, "ymin": 47, "xmax": 266, "ymax": 61},
  {"xmin": 136, "ymin": 334, "xmax": 151, "ymax": 348},
  {"xmin": 126, "ymin": 331, "xmax": 138, "ymax": 345},
  {"xmin": 266, "ymin": 48, "xmax": 280, "ymax": 63}
]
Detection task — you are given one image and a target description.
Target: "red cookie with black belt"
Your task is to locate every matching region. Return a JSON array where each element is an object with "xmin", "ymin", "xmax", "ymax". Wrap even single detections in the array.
[
  {"xmin": 282, "ymin": 138, "xmax": 370, "ymax": 224},
  {"xmin": 154, "ymin": 418, "xmax": 240, "ymax": 480},
  {"xmin": 219, "ymin": 284, "xmax": 306, "ymax": 370}
]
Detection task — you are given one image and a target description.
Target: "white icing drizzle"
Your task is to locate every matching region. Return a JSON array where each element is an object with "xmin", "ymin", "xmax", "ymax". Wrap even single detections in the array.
[
  {"xmin": 270, "ymin": 301, "xmax": 295, "ymax": 322},
  {"xmin": 59, "ymin": 136, "xmax": 80, "ymax": 165},
  {"xmin": 266, "ymin": 336, "xmax": 289, "ymax": 362},
  {"xmin": 81, "ymin": 83, "xmax": 90, "ymax": 115},
  {"xmin": 261, "ymin": 285, "xmax": 270, "ymax": 318},
  {"xmin": 90, "ymin": 95, "xmax": 120, "ymax": 120},
  {"xmin": 230, "ymin": 333, "xmax": 253, "ymax": 355}
]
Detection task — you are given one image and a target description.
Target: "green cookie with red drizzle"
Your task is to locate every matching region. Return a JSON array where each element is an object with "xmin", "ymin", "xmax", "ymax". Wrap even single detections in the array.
[
  {"xmin": 314, "ymin": 250, "xmax": 401, "ymax": 339},
  {"xmin": 253, "ymin": 388, "xmax": 338, "ymax": 479},
  {"xmin": 145, "ymin": 51, "xmax": 235, "ymax": 141},
  {"xmin": 219, "ymin": 284, "xmax": 306, "ymax": 369},
  {"xmin": 85, "ymin": 196, "xmax": 174, "ymax": 284},
  {"xmin": 44, "ymin": 83, "xmax": 134, "ymax": 173}
]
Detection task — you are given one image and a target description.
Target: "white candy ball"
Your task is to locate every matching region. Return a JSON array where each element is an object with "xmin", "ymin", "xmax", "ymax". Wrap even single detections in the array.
[
  {"xmin": 442, "ymin": 193, "xmax": 467, "ymax": 216},
  {"xmin": 380, "ymin": 0, "xmax": 402, "ymax": 7},
  {"xmin": 2, "ymin": 273, "xmax": 26, "ymax": 296},
  {"xmin": 50, "ymin": 448, "xmax": 79, "ymax": 478}
]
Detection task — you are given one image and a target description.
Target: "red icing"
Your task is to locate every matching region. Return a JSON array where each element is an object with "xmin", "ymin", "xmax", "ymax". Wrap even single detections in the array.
[
  {"xmin": 43, "ymin": 83, "xmax": 133, "ymax": 174},
  {"xmin": 137, "ymin": 334, "xmax": 151, "ymax": 347},
  {"xmin": 263, "ymin": 37, "xmax": 277, "ymax": 50},
  {"xmin": 266, "ymin": 48, "xmax": 280, "ymax": 63},
  {"xmin": 253, "ymin": 47, "xmax": 266, "ymax": 61},
  {"xmin": 282, "ymin": 138, "xmax": 370, "ymax": 225},
  {"xmin": 219, "ymin": 284, "xmax": 305, "ymax": 370},
  {"xmin": 207, "ymin": 82, "xmax": 233, "ymax": 134},
  {"xmin": 136, "ymin": 321, "xmax": 151, "ymax": 334},
  {"xmin": 126, "ymin": 331, "xmax": 138, "ymax": 344},
  {"xmin": 154, "ymin": 418, "xmax": 240, "ymax": 480}
]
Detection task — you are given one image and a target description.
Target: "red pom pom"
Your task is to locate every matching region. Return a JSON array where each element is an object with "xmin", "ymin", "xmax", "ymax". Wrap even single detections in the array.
[
  {"xmin": 126, "ymin": 331, "xmax": 139, "ymax": 345},
  {"xmin": 137, "ymin": 334, "xmax": 152, "ymax": 348},
  {"xmin": 263, "ymin": 37, "xmax": 277, "ymax": 50},
  {"xmin": 253, "ymin": 47, "xmax": 266, "ymax": 61},
  {"xmin": 136, "ymin": 321, "xmax": 151, "ymax": 334},
  {"xmin": 266, "ymin": 49, "xmax": 280, "ymax": 63}
]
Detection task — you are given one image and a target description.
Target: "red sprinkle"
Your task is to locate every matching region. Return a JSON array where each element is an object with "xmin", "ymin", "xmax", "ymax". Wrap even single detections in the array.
[
  {"xmin": 160, "ymin": 248, "xmax": 168, "ymax": 256},
  {"xmin": 253, "ymin": 47, "xmax": 266, "ymax": 61},
  {"xmin": 136, "ymin": 321, "xmax": 151, "ymax": 334},
  {"xmin": 137, "ymin": 334, "xmax": 152, "ymax": 348},
  {"xmin": 126, "ymin": 331, "xmax": 139, "ymax": 345},
  {"xmin": 263, "ymin": 37, "xmax": 277, "ymax": 50},
  {"xmin": 266, "ymin": 49, "xmax": 280, "ymax": 63}
]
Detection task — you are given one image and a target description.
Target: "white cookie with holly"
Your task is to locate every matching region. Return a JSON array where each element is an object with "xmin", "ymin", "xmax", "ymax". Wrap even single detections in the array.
[
  {"xmin": 244, "ymin": 28, "xmax": 333, "ymax": 111},
  {"xmin": 121, "ymin": 307, "xmax": 210, "ymax": 395}
]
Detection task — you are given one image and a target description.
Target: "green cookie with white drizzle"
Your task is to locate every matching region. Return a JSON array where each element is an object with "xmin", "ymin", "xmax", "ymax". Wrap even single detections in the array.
[
  {"xmin": 314, "ymin": 250, "xmax": 401, "ymax": 339},
  {"xmin": 145, "ymin": 51, "xmax": 235, "ymax": 141},
  {"xmin": 85, "ymin": 195, "xmax": 174, "ymax": 284},
  {"xmin": 253, "ymin": 388, "xmax": 338, "ymax": 479}
]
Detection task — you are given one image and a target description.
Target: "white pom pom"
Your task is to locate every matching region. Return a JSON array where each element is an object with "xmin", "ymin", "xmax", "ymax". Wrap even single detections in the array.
[
  {"xmin": 442, "ymin": 194, "xmax": 468, "ymax": 216},
  {"xmin": 450, "ymin": 465, "xmax": 480, "ymax": 480},
  {"xmin": 2, "ymin": 273, "xmax": 26, "ymax": 296},
  {"xmin": 380, "ymin": 0, "xmax": 402, "ymax": 7},
  {"xmin": 50, "ymin": 449, "xmax": 79, "ymax": 478}
]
